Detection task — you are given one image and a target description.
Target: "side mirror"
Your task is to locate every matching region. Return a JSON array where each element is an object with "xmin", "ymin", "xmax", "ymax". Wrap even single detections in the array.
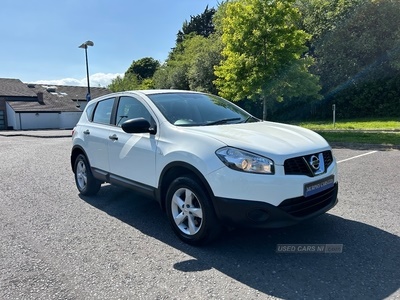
[{"xmin": 121, "ymin": 118, "xmax": 156, "ymax": 134}]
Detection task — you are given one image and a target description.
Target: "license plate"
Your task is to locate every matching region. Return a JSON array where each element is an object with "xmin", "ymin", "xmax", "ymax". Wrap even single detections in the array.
[{"xmin": 304, "ymin": 175, "xmax": 335, "ymax": 197}]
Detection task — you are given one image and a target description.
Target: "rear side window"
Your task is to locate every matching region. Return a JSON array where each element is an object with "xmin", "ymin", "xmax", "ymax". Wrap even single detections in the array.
[{"xmin": 92, "ymin": 98, "xmax": 114, "ymax": 125}]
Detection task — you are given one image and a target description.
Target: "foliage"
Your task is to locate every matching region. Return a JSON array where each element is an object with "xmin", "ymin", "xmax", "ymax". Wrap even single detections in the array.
[
  {"xmin": 108, "ymin": 73, "xmax": 155, "ymax": 92},
  {"xmin": 125, "ymin": 57, "xmax": 160, "ymax": 80},
  {"xmin": 153, "ymin": 6, "xmax": 219, "ymax": 92},
  {"xmin": 153, "ymin": 34, "xmax": 222, "ymax": 94},
  {"xmin": 295, "ymin": 0, "xmax": 362, "ymax": 40},
  {"xmin": 108, "ymin": 73, "xmax": 140, "ymax": 92},
  {"xmin": 322, "ymin": 74, "xmax": 400, "ymax": 119},
  {"xmin": 113, "ymin": 1, "xmax": 400, "ymax": 120},
  {"xmin": 108, "ymin": 57, "xmax": 159, "ymax": 92},
  {"xmin": 214, "ymin": 0, "xmax": 321, "ymax": 119},
  {"xmin": 314, "ymin": 0, "xmax": 400, "ymax": 93},
  {"xmin": 176, "ymin": 6, "xmax": 216, "ymax": 44},
  {"xmin": 187, "ymin": 34, "xmax": 223, "ymax": 94}
]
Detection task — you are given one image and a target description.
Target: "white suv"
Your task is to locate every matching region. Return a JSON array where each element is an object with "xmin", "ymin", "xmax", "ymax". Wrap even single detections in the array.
[{"xmin": 71, "ymin": 90, "xmax": 338, "ymax": 245}]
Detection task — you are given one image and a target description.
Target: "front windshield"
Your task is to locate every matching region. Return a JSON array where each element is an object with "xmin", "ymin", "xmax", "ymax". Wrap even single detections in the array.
[{"xmin": 147, "ymin": 92, "xmax": 259, "ymax": 126}]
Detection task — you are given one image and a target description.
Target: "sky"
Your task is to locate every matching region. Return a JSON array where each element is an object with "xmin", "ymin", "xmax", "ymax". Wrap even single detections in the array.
[{"xmin": 0, "ymin": 0, "xmax": 220, "ymax": 87}]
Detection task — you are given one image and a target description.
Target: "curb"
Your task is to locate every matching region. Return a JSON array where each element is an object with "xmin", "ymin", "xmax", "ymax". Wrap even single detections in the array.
[
  {"xmin": 0, "ymin": 134, "xmax": 71, "ymax": 138},
  {"xmin": 0, "ymin": 130, "xmax": 72, "ymax": 138}
]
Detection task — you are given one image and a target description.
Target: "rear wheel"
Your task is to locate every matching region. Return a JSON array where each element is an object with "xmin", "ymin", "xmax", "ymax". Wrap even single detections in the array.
[
  {"xmin": 166, "ymin": 176, "xmax": 222, "ymax": 245},
  {"xmin": 74, "ymin": 154, "xmax": 101, "ymax": 196}
]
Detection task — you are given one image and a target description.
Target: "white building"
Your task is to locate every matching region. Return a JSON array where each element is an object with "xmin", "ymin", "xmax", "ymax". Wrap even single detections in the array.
[{"xmin": 0, "ymin": 78, "xmax": 111, "ymax": 130}]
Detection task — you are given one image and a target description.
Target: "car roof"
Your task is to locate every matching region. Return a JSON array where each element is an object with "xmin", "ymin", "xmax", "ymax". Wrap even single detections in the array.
[
  {"xmin": 88, "ymin": 89, "xmax": 206, "ymax": 104},
  {"xmin": 130, "ymin": 89, "xmax": 202, "ymax": 96}
]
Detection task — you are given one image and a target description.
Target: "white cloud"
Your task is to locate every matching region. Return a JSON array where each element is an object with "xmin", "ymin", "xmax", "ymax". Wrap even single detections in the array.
[{"xmin": 32, "ymin": 72, "xmax": 123, "ymax": 87}]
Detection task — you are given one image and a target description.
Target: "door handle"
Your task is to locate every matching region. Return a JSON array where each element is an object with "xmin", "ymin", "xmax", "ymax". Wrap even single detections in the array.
[
  {"xmin": 83, "ymin": 129, "xmax": 90, "ymax": 135},
  {"xmin": 109, "ymin": 134, "xmax": 118, "ymax": 141}
]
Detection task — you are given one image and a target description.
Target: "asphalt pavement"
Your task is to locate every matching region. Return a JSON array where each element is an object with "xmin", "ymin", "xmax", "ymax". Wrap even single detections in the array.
[{"xmin": 0, "ymin": 135, "xmax": 399, "ymax": 299}]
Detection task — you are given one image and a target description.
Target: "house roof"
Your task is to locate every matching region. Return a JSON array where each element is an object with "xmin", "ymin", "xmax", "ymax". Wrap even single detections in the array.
[
  {"xmin": 0, "ymin": 78, "xmax": 37, "ymax": 97},
  {"xmin": 1, "ymin": 80, "xmax": 111, "ymax": 112}
]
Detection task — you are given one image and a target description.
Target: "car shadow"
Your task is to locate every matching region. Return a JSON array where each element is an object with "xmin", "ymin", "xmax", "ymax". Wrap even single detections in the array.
[{"xmin": 80, "ymin": 185, "xmax": 400, "ymax": 299}]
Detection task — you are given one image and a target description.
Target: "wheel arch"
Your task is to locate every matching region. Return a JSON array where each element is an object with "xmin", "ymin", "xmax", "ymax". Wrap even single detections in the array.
[
  {"xmin": 71, "ymin": 145, "xmax": 89, "ymax": 173},
  {"xmin": 157, "ymin": 162, "xmax": 215, "ymax": 212}
]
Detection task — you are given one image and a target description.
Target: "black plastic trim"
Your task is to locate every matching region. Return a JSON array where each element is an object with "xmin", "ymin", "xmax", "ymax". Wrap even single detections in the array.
[
  {"xmin": 91, "ymin": 168, "xmax": 157, "ymax": 198},
  {"xmin": 212, "ymin": 183, "xmax": 338, "ymax": 228}
]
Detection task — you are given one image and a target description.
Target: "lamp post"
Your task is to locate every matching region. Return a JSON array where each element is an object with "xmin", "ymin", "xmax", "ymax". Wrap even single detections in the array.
[{"xmin": 78, "ymin": 40, "xmax": 94, "ymax": 101}]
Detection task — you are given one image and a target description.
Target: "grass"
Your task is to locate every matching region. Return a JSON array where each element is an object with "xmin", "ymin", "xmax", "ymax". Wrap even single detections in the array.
[
  {"xmin": 296, "ymin": 118, "xmax": 400, "ymax": 145},
  {"xmin": 298, "ymin": 118, "xmax": 400, "ymax": 131}
]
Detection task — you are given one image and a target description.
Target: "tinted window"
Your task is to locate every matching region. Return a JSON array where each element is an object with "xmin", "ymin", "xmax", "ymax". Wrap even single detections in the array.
[
  {"xmin": 115, "ymin": 96, "xmax": 151, "ymax": 126},
  {"xmin": 92, "ymin": 98, "xmax": 114, "ymax": 125}
]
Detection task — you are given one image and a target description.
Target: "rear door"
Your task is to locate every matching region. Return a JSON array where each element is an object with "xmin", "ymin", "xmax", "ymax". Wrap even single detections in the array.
[{"xmin": 82, "ymin": 97, "xmax": 115, "ymax": 172}]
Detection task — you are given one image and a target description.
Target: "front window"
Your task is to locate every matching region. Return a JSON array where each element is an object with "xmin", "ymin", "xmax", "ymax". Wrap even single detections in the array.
[
  {"xmin": 147, "ymin": 92, "xmax": 259, "ymax": 126},
  {"xmin": 115, "ymin": 96, "xmax": 152, "ymax": 126}
]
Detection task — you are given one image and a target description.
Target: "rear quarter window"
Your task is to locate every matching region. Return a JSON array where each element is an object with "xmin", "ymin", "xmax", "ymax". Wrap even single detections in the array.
[{"xmin": 85, "ymin": 103, "xmax": 95, "ymax": 121}]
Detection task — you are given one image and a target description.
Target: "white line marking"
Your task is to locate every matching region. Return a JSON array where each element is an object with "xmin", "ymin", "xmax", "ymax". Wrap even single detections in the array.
[{"xmin": 337, "ymin": 151, "xmax": 378, "ymax": 164}]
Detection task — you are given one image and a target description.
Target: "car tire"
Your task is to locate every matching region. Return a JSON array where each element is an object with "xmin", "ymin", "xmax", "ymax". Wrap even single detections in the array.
[
  {"xmin": 74, "ymin": 154, "xmax": 101, "ymax": 196},
  {"xmin": 166, "ymin": 175, "xmax": 222, "ymax": 245}
]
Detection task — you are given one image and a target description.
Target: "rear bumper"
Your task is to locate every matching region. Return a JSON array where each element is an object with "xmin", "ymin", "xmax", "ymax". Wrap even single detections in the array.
[{"xmin": 213, "ymin": 183, "xmax": 338, "ymax": 228}]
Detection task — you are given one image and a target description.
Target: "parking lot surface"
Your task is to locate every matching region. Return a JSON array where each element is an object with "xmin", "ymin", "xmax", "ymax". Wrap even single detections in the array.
[{"xmin": 0, "ymin": 136, "xmax": 399, "ymax": 299}]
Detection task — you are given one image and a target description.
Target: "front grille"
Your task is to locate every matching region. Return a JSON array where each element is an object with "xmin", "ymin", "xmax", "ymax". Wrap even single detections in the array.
[
  {"xmin": 278, "ymin": 184, "xmax": 338, "ymax": 217},
  {"xmin": 284, "ymin": 150, "xmax": 333, "ymax": 177}
]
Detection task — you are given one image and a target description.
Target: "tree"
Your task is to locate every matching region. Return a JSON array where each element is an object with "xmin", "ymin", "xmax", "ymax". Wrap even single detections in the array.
[
  {"xmin": 125, "ymin": 57, "xmax": 160, "ymax": 80},
  {"xmin": 215, "ymin": 0, "xmax": 321, "ymax": 119},
  {"xmin": 108, "ymin": 73, "xmax": 156, "ymax": 92},
  {"xmin": 176, "ymin": 6, "xmax": 216, "ymax": 44},
  {"xmin": 308, "ymin": 0, "xmax": 400, "ymax": 118},
  {"xmin": 152, "ymin": 5, "xmax": 221, "ymax": 93},
  {"xmin": 312, "ymin": 0, "xmax": 400, "ymax": 93},
  {"xmin": 153, "ymin": 34, "xmax": 223, "ymax": 94},
  {"xmin": 108, "ymin": 73, "xmax": 140, "ymax": 92},
  {"xmin": 186, "ymin": 35, "xmax": 223, "ymax": 94},
  {"xmin": 295, "ymin": 0, "xmax": 362, "ymax": 40}
]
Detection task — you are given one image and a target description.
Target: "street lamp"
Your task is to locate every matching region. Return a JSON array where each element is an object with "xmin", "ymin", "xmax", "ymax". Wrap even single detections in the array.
[{"xmin": 78, "ymin": 40, "xmax": 94, "ymax": 101}]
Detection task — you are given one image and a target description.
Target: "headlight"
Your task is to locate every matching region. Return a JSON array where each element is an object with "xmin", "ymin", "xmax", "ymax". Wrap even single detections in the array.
[{"xmin": 216, "ymin": 147, "xmax": 274, "ymax": 174}]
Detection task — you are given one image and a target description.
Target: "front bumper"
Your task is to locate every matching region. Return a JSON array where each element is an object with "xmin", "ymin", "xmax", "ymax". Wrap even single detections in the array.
[{"xmin": 212, "ymin": 183, "xmax": 338, "ymax": 228}]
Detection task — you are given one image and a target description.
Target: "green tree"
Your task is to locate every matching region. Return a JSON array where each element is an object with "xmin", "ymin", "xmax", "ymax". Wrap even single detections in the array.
[
  {"xmin": 152, "ymin": 64, "xmax": 173, "ymax": 89},
  {"xmin": 108, "ymin": 73, "xmax": 140, "ymax": 92},
  {"xmin": 187, "ymin": 35, "xmax": 223, "ymax": 94},
  {"xmin": 152, "ymin": 5, "xmax": 221, "ymax": 93},
  {"xmin": 215, "ymin": 0, "xmax": 321, "ymax": 120},
  {"xmin": 153, "ymin": 34, "xmax": 222, "ymax": 94},
  {"xmin": 176, "ymin": 6, "xmax": 216, "ymax": 44},
  {"xmin": 313, "ymin": 0, "xmax": 400, "ymax": 93},
  {"xmin": 125, "ymin": 57, "xmax": 160, "ymax": 80},
  {"xmin": 295, "ymin": 0, "xmax": 362, "ymax": 40},
  {"xmin": 308, "ymin": 0, "xmax": 400, "ymax": 119}
]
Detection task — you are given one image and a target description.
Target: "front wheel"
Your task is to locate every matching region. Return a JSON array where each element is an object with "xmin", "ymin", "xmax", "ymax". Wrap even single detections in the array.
[
  {"xmin": 74, "ymin": 154, "xmax": 101, "ymax": 196},
  {"xmin": 166, "ymin": 176, "xmax": 222, "ymax": 245}
]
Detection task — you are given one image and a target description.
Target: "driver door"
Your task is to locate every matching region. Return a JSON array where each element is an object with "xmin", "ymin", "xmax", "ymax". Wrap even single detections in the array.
[{"xmin": 107, "ymin": 96, "xmax": 158, "ymax": 188}]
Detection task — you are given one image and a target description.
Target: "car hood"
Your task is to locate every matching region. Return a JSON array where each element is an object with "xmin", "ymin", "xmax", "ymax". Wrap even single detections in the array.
[{"xmin": 185, "ymin": 121, "xmax": 330, "ymax": 164}]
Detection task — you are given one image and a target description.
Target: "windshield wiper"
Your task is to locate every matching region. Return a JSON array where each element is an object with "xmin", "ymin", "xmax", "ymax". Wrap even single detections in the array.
[
  {"xmin": 205, "ymin": 118, "xmax": 241, "ymax": 126},
  {"xmin": 241, "ymin": 116, "xmax": 260, "ymax": 123}
]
